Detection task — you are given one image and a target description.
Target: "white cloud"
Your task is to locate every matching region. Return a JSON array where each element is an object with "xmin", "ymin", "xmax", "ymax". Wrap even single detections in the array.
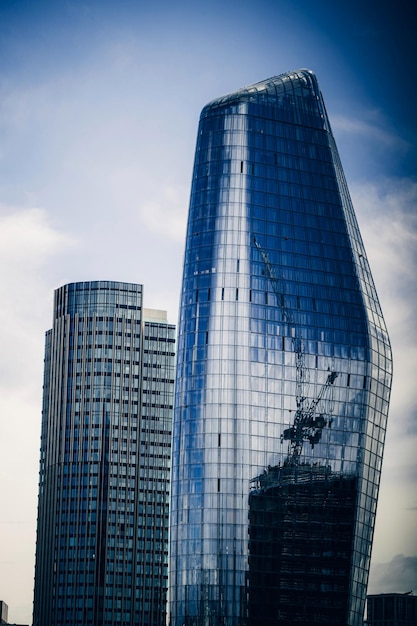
[
  {"xmin": 351, "ymin": 179, "xmax": 417, "ymax": 417},
  {"xmin": 350, "ymin": 178, "xmax": 417, "ymax": 566},
  {"xmin": 0, "ymin": 206, "xmax": 73, "ymax": 264},
  {"xmin": 369, "ymin": 554, "xmax": 417, "ymax": 595},
  {"xmin": 0, "ymin": 207, "xmax": 76, "ymax": 385},
  {"xmin": 332, "ymin": 113, "xmax": 408, "ymax": 150},
  {"xmin": 138, "ymin": 184, "xmax": 189, "ymax": 242},
  {"xmin": 0, "ymin": 207, "xmax": 75, "ymax": 624}
]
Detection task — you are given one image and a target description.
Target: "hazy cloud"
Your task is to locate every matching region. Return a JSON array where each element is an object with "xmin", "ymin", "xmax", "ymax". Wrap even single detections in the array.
[
  {"xmin": 332, "ymin": 113, "xmax": 409, "ymax": 151},
  {"xmin": 368, "ymin": 554, "xmax": 417, "ymax": 594},
  {"xmin": 0, "ymin": 206, "xmax": 73, "ymax": 264},
  {"xmin": 351, "ymin": 178, "xmax": 417, "ymax": 411},
  {"xmin": 138, "ymin": 184, "xmax": 188, "ymax": 242},
  {"xmin": 352, "ymin": 178, "xmax": 417, "ymax": 564},
  {"xmin": 352, "ymin": 177, "xmax": 417, "ymax": 421},
  {"xmin": 0, "ymin": 206, "xmax": 77, "ymax": 622},
  {"xmin": 0, "ymin": 207, "xmax": 76, "ymax": 386},
  {"xmin": 0, "ymin": 205, "xmax": 75, "ymax": 453}
]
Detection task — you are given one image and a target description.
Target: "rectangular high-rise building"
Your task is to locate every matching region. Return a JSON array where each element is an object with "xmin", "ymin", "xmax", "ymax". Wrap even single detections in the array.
[
  {"xmin": 169, "ymin": 70, "xmax": 392, "ymax": 625},
  {"xmin": 0, "ymin": 601, "xmax": 8, "ymax": 624},
  {"xmin": 33, "ymin": 281, "xmax": 175, "ymax": 626},
  {"xmin": 366, "ymin": 593, "xmax": 417, "ymax": 625}
]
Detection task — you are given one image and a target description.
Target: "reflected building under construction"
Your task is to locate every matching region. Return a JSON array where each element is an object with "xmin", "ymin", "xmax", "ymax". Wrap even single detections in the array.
[
  {"xmin": 169, "ymin": 69, "xmax": 392, "ymax": 625},
  {"xmin": 248, "ymin": 465, "xmax": 357, "ymax": 624}
]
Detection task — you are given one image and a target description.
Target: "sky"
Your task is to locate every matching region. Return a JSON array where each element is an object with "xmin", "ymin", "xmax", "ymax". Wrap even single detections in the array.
[{"xmin": 0, "ymin": 0, "xmax": 416, "ymax": 622}]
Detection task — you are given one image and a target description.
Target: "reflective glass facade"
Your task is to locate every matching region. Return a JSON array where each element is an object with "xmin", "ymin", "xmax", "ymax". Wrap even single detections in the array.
[
  {"xmin": 33, "ymin": 282, "xmax": 175, "ymax": 626},
  {"xmin": 170, "ymin": 70, "xmax": 392, "ymax": 625}
]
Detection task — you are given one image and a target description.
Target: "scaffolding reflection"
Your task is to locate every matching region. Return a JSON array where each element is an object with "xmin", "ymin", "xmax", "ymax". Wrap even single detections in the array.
[{"xmin": 248, "ymin": 463, "xmax": 357, "ymax": 625}]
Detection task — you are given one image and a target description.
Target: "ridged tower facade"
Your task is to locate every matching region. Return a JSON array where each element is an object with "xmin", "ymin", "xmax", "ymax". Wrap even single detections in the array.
[
  {"xmin": 169, "ymin": 70, "xmax": 392, "ymax": 625},
  {"xmin": 33, "ymin": 281, "xmax": 175, "ymax": 626}
]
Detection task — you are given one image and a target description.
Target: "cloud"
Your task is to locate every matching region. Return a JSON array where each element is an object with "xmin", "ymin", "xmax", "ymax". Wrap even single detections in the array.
[
  {"xmin": 332, "ymin": 113, "xmax": 409, "ymax": 151},
  {"xmin": 351, "ymin": 178, "xmax": 417, "ymax": 410},
  {"xmin": 0, "ymin": 207, "xmax": 76, "ymax": 387},
  {"xmin": 0, "ymin": 205, "xmax": 75, "ymax": 453},
  {"xmin": 138, "ymin": 184, "xmax": 189, "ymax": 242},
  {"xmin": 0, "ymin": 206, "xmax": 73, "ymax": 263},
  {"xmin": 0, "ymin": 206, "xmax": 75, "ymax": 623},
  {"xmin": 368, "ymin": 554, "xmax": 417, "ymax": 594},
  {"xmin": 351, "ymin": 178, "xmax": 417, "ymax": 564}
]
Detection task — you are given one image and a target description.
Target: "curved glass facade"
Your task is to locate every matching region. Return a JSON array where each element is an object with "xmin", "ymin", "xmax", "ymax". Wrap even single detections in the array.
[
  {"xmin": 33, "ymin": 281, "xmax": 175, "ymax": 626},
  {"xmin": 170, "ymin": 70, "xmax": 392, "ymax": 625}
]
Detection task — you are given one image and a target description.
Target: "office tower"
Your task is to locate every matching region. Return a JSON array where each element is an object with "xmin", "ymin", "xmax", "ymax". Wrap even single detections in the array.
[
  {"xmin": 366, "ymin": 593, "xmax": 417, "ymax": 625},
  {"xmin": 0, "ymin": 598, "xmax": 29, "ymax": 626},
  {"xmin": 33, "ymin": 282, "xmax": 175, "ymax": 626},
  {"xmin": 0, "ymin": 602, "xmax": 8, "ymax": 624},
  {"xmin": 169, "ymin": 69, "xmax": 392, "ymax": 625}
]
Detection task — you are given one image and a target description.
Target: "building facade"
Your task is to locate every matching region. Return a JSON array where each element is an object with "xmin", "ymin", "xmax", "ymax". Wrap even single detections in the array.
[
  {"xmin": 33, "ymin": 281, "xmax": 175, "ymax": 626},
  {"xmin": 169, "ymin": 70, "xmax": 392, "ymax": 625},
  {"xmin": 0, "ymin": 602, "xmax": 8, "ymax": 624},
  {"xmin": 366, "ymin": 593, "xmax": 417, "ymax": 626}
]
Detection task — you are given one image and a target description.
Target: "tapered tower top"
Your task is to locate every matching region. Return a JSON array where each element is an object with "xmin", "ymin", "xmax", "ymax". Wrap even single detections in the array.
[{"xmin": 201, "ymin": 68, "xmax": 331, "ymax": 132}]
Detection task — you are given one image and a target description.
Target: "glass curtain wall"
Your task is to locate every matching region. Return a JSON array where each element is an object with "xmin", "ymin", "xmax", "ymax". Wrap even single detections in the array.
[
  {"xmin": 33, "ymin": 282, "xmax": 175, "ymax": 626},
  {"xmin": 170, "ymin": 70, "xmax": 392, "ymax": 626}
]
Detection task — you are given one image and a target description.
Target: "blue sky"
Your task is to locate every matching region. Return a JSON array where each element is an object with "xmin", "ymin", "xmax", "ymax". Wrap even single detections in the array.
[{"xmin": 0, "ymin": 0, "xmax": 416, "ymax": 622}]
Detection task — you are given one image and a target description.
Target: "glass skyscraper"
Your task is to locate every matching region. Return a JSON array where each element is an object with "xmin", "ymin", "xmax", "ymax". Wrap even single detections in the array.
[
  {"xmin": 170, "ymin": 70, "xmax": 392, "ymax": 625},
  {"xmin": 33, "ymin": 281, "xmax": 175, "ymax": 626}
]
